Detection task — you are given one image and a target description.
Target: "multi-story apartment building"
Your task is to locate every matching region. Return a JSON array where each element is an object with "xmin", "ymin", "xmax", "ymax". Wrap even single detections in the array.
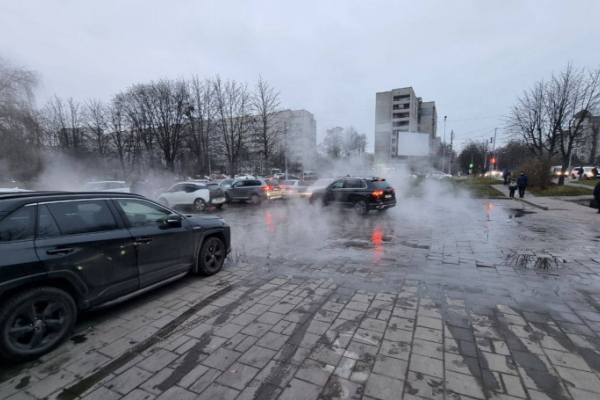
[
  {"xmin": 275, "ymin": 109, "xmax": 317, "ymax": 171},
  {"xmin": 374, "ymin": 87, "xmax": 438, "ymax": 166}
]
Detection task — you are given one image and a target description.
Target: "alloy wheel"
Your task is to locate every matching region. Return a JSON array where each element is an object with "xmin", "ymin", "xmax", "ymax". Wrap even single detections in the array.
[
  {"xmin": 203, "ymin": 239, "xmax": 225, "ymax": 272},
  {"xmin": 7, "ymin": 299, "xmax": 68, "ymax": 352}
]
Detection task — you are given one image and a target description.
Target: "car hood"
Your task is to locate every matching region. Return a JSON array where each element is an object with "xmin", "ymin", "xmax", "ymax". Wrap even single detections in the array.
[{"xmin": 186, "ymin": 215, "xmax": 228, "ymax": 229}]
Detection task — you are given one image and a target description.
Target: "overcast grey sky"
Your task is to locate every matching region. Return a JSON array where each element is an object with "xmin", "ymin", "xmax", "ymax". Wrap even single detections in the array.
[{"xmin": 2, "ymin": 0, "xmax": 599, "ymax": 151}]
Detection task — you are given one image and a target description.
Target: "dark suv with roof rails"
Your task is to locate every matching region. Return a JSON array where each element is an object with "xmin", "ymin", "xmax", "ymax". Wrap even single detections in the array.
[
  {"xmin": 309, "ymin": 177, "xmax": 396, "ymax": 215},
  {"xmin": 0, "ymin": 191, "xmax": 231, "ymax": 361}
]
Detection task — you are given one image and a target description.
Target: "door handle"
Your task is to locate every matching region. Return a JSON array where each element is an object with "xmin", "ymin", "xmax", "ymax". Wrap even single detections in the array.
[
  {"xmin": 46, "ymin": 248, "xmax": 74, "ymax": 255},
  {"xmin": 134, "ymin": 237, "xmax": 153, "ymax": 245}
]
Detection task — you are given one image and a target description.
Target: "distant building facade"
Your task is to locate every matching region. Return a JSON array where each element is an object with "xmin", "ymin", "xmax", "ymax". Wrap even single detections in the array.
[
  {"xmin": 374, "ymin": 87, "xmax": 438, "ymax": 167},
  {"xmin": 275, "ymin": 109, "xmax": 317, "ymax": 171},
  {"xmin": 576, "ymin": 112, "xmax": 600, "ymax": 165}
]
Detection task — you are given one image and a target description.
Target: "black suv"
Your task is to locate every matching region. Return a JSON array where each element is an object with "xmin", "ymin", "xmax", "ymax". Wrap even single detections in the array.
[
  {"xmin": 309, "ymin": 177, "xmax": 396, "ymax": 215},
  {"xmin": 0, "ymin": 192, "xmax": 231, "ymax": 361}
]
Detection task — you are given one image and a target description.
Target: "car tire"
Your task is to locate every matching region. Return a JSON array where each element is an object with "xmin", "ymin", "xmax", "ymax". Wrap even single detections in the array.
[
  {"xmin": 158, "ymin": 198, "xmax": 169, "ymax": 207},
  {"xmin": 0, "ymin": 287, "xmax": 76, "ymax": 362},
  {"xmin": 353, "ymin": 199, "xmax": 369, "ymax": 215},
  {"xmin": 197, "ymin": 237, "xmax": 226, "ymax": 276},
  {"xmin": 224, "ymin": 193, "xmax": 231, "ymax": 203},
  {"xmin": 250, "ymin": 193, "xmax": 261, "ymax": 205},
  {"xmin": 215, "ymin": 204, "xmax": 224, "ymax": 209},
  {"xmin": 193, "ymin": 198, "xmax": 206, "ymax": 212}
]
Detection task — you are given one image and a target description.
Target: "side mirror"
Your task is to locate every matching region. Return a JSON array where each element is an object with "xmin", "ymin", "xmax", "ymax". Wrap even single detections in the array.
[{"xmin": 166, "ymin": 213, "xmax": 182, "ymax": 228}]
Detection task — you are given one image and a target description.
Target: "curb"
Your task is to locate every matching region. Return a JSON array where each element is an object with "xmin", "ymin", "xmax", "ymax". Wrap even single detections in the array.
[{"xmin": 516, "ymin": 198, "xmax": 549, "ymax": 211}]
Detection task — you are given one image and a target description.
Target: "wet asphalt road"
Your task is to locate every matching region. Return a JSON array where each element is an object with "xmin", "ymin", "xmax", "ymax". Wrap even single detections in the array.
[{"xmin": 1, "ymin": 195, "xmax": 600, "ymax": 400}]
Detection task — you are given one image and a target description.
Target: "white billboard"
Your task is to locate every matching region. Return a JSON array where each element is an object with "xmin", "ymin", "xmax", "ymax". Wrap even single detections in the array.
[{"xmin": 396, "ymin": 132, "xmax": 430, "ymax": 157}]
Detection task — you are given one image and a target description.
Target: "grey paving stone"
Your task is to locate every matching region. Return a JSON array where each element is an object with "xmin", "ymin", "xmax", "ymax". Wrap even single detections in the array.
[
  {"xmin": 154, "ymin": 386, "xmax": 196, "ymax": 400},
  {"xmin": 179, "ymin": 364, "xmax": 209, "ymax": 388},
  {"xmin": 25, "ymin": 370, "xmax": 77, "ymax": 399},
  {"xmin": 404, "ymin": 371, "xmax": 443, "ymax": 400},
  {"xmin": 241, "ymin": 322, "xmax": 273, "ymax": 338},
  {"xmin": 409, "ymin": 354, "xmax": 443, "ymax": 379},
  {"xmin": 319, "ymin": 376, "xmax": 363, "ymax": 400},
  {"xmin": 137, "ymin": 350, "xmax": 179, "ymax": 373},
  {"xmin": 201, "ymin": 347, "xmax": 241, "ymax": 371},
  {"xmin": 105, "ymin": 366, "xmax": 153, "ymax": 394},
  {"xmin": 254, "ymin": 360, "xmax": 298, "ymax": 388},
  {"xmin": 364, "ymin": 372, "xmax": 405, "ymax": 400},
  {"xmin": 295, "ymin": 359, "xmax": 335, "ymax": 386},
  {"xmin": 120, "ymin": 389, "xmax": 155, "ymax": 400},
  {"xmin": 188, "ymin": 368, "xmax": 222, "ymax": 394},
  {"xmin": 255, "ymin": 332, "xmax": 289, "ymax": 351},
  {"xmin": 379, "ymin": 340, "xmax": 411, "ymax": 361},
  {"xmin": 383, "ymin": 327, "xmax": 413, "ymax": 343},
  {"xmin": 445, "ymin": 370, "xmax": 485, "ymax": 399},
  {"xmin": 278, "ymin": 378, "xmax": 322, "ymax": 400},
  {"xmin": 215, "ymin": 362, "xmax": 260, "ymax": 390},
  {"xmin": 214, "ymin": 323, "xmax": 244, "ymax": 339},
  {"xmin": 80, "ymin": 386, "xmax": 121, "ymax": 400},
  {"xmin": 372, "ymin": 355, "xmax": 408, "ymax": 380}
]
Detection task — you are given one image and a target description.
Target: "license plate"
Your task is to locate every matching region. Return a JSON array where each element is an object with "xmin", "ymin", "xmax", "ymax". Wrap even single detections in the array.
[
  {"xmin": 212, "ymin": 197, "xmax": 225, "ymax": 204},
  {"xmin": 385, "ymin": 194, "xmax": 392, "ymax": 198}
]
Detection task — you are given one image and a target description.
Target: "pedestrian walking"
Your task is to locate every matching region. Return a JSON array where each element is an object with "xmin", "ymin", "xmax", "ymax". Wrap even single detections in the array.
[
  {"xmin": 502, "ymin": 169, "xmax": 511, "ymax": 185},
  {"xmin": 594, "ymin": 180, "xmax": 600, "ymax": 214},
  {"xmin": 508, "ymin": 179, "xmax": 517, "ymax": 198},
  {"xmin": 517, "ymin": 172, "xmax": 528, "ymax": 198},
  {"xmin": 577, "ymin": 167, "xmax": 584, "ymax": 181}
]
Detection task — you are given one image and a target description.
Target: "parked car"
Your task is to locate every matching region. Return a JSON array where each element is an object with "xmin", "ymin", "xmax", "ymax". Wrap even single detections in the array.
[
  {"xmin": 570, "ymin": 166, "xmax": 596, "ymax": 180},
  {"xmin": 157, "ymin": 182, "xmax": 225, "ymax": 211},
  {"xmin": 0, "ymin": 188, "xmax": 32, "ymax": 193},
  {"xmin": 281, "ymin": 180, "xmax": 309, "ymax": 198},
  {"xmin": 300, "ymin": 178, "xmax": 335, "ymax": 198},
  {"xmin": 427, "ymin": 171, "xmax": 453, "ymax": 180},
  {"xmin": 83, "ymin": 181, "xmax": 130, "ymax": 193},
  {"xmin": 218, "ymin": 179, "xmax": 235, "ymax": 188},
  {"xmin": 303, "ymin": 171, "xmax": 318, "ymax": 180},
  {"xmin": 550, "ymin": 166, "xmax": 567, "ymax": 176},
  {"xmin": 234, "ymin": 174, "xmax": 256, "ymax": 180},
  {"xmin": 309, "ymin": 177, "xmax": 396, "ymax": 215},
  {"xmin": 0, "ymin": 191, "xmax": 230, "ymax": 361},
  {"xmin": 224, "ymin": 179, "xmax": 282, "ymax": 204}
]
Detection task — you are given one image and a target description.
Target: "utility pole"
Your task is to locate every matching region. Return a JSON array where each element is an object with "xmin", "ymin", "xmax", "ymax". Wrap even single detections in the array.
[
  {"xmin": 442, "ymin": 116, "xmax": 447, "ymax": 173},
  {"xmin": 449, "ymin": 130, "xmax": 454, "ymax": 175},
  {"xmin": 492, "ymin": 128, "xmax": 497, "ymax": 171},
  {"xmin": 284, "ymin": 121, "xmax": 288, "ymax": 180}
]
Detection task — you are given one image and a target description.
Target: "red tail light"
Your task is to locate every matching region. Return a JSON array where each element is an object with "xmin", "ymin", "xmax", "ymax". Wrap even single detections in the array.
[
  {"xmin": 372, "ymin": 190, "xmax": 384, "ymax": 197},
  {"xmin": 263, "ymin": 186, "xmax": 272, "ymax": 191},
  {"xmin": 392, "ymin": 189, "xmax": 396, "ymax": 194}
]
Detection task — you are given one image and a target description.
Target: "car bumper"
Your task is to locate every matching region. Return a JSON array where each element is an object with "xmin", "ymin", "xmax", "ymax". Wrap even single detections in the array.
[
  {"xmin": 210, "ymin": 197, "xmax": 226, "ymax": 205},
  {"xmin": 266, "ymin": 192, "xmax": 283, "ymax": 200},
  {"xmin": 369, "ymin": 200, "xmax": 396, "ymax": 210}
]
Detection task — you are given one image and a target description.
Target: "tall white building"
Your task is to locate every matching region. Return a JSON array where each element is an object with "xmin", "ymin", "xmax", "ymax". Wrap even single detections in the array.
[
  {"xmin": 275, "ymin": 109, "xmax": 317, "ymax": 171},
  {"xmin": 374, "ymin": 87, "xmax": 438, "ymax": 166}
]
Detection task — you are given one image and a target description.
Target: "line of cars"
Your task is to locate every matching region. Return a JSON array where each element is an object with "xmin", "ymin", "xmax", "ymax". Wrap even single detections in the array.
[{"xmin": 552, "ymin": 166, "xmax": 600, "ymax": 180}]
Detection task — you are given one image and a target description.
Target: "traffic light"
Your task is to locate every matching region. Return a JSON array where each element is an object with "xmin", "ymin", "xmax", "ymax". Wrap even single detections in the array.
[
  {"xmin": 491, "ymin": 158, "xmax": 496, "ymax": 164},
  {"xmin": 469, "ymin": 163, "xmax": 474, "ymax": 168}
]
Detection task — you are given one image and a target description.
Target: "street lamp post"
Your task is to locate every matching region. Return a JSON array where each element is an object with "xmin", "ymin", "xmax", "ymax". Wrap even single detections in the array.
[{"xmin": 442, "ymin": 116, "xmax": 447, "ymax": 173}]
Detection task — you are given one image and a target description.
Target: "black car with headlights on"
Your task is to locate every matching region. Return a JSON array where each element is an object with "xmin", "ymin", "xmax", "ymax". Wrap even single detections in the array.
[
  {"xmin": 309, "ymin": 177, "xmax": 396, "ymax": 215},
  {"xmin": 0, "ymin": 191, "xmax": 231, "ymax": 361}
]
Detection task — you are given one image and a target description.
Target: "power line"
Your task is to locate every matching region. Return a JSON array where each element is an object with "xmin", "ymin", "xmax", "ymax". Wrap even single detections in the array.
[{"xmin": 448, "ymin": 114, "xmax": 507, "ymax": 122}]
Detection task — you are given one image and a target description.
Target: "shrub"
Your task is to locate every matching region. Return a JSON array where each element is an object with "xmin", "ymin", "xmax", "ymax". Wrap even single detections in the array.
[{"xmin": 515, "ymin": 156, "xmax": 557, "ymax": 190}]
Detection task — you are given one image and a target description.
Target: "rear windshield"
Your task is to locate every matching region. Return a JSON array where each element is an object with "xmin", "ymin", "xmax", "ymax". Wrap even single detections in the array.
[
  {"xmin": 282, "ymin": 181, "xmax": 296, "ymax": 185},
  {"xmin": 369, "ymin": 181, "xmax": 392, "ymax": 189}
]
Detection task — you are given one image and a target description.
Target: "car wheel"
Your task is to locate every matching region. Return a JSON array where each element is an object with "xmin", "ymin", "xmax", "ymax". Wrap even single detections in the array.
[
  {"xmin": 251, "ymin": 193, "xmax": 261, "ymax": 205},
  {"xmin": 0, "ymin": 287, "xmax": 76, "ymax": 362},
  {"xmin": 224, "ymin": 193, "xmax": 231, "ymax": 203},
  {"xmin": 198, "ymin": 237, "xmax": 226, "ymax": 276},
  {"xmin": 158, "ymin": 198, "xmax": 169, "ymax": 207},
  {"xmin": 193, "ymin": 198, "xmax": 206, "ymax": 212},
  {"xmin": 353, "ymin": 199, "xmax": 369, "ymax": 215},
  {"xmin": 215, "ymin": 204, "xmax": 224, "ymax": 209}
]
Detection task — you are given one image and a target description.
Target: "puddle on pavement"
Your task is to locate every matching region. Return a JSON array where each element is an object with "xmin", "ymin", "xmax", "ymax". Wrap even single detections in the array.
[
  {"xmin": 507, "ymin": 208, "xmax": 536, "ymax": 219},
  {"xmin": 504, "ymin": 251, "xmax": 564, "ymax": 270}
]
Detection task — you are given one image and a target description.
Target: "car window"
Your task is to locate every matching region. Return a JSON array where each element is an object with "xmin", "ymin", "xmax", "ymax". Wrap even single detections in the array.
[
  {"xmin": 329, "ymin": 181, "xmax": 344, "ymax": 189},
  {"xmin": 343, "ymin": 179, "xmax": 364, "ymax": 189},
  {"xmin": 369, "ymin": 181, "xmax": 392, "ymax": 189},
  {"xmin": 168, "ymin": 184, "xmax": 183, "ymax": 193},
  {"xmin": 184, "ymin": 184, "xmax": 200, "ymax": 193},
  {"xmin": 116, "ymin": 199, "xmax": 171, "ymax": 228},
  {"xmin": 37, "ymin": 204, "xmax": 61, "ymax": 238},
  {"xmin": 251, "ymin": 180, "xmax": 262, "ymax": 186},
  {"xmin": 0, "ymin": 205, "xmax": 36, "ymax": 242},
  {"xmin": 47, "ymin": 200, "xmax": 118, "ymax": 236}
]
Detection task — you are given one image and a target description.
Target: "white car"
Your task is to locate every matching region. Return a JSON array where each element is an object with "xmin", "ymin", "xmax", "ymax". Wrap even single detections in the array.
[
  {"xmin": 427, "ymin": 171, "xmax": 453, "ymax": 180},
  {"xmin": 234, "ymin": 174, "xmax": 256, "ymax": 180},
  {"xmin": 157, "ymin": 182, "xmax": 226, "ymax": 211},
  {"xmin": 300, "ymin": 178, "xmax": 335, "ymax": 198},
  {"xmin": 83, "ymin": 181, "xmax": 130, "ymax": 193},
  {"xmin": 570, "ymin": 166, "xmax": 597, "ymax": 180},
  {"xmin": 280, "ymin": 180, "xmax": 309, "ymax": 198},
  {"xmin": 273, "ymin": 173, "xmax": 285, "ymax": 179}
]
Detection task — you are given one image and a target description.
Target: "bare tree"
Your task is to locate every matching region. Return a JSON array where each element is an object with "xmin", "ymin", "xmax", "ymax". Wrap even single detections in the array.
[
  {"xmin": 187, "ymin": 76, "xmax": 215, "ymax": 175},
  {"xmin": 213, "ymin": 76, "xmax": 251, "ymax": 175},
  {"xmin": 319, "ymin": 126, "xmax": 345, "ymax": 159},
  {"xmin": 508, "ymin": 64, "xmax": 600, "ymax": 184},
  {"xmin": 342, "ymin": 126, "xmax": 367, "ymax": 157},
  {"xmin": 0, "ymin": 56, "xmax": 41, "ymax": 179},
  {"xmin": 84, "ymin": 99, "xmax": 111, "ymax": 167},
  {"xmin": 41, "ymin": 96, "xmax": 87, "ymax": 158},
  {"xmin": 251, "ymin": 76, "xmax": 282, "ymax": 174}
]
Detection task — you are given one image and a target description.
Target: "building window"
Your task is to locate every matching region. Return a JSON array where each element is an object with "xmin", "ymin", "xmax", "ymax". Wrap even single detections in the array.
[
  {"xmin": 392, "ymin": 147, "xmax": 396, "ymax": 153},
  {"xmin": 393, "ymin": 121, "xmax": 409, "ymax": 127},
  {"xmin": 393, "ymin": 112, "xmax": 410, "ymax": 119},
  {"xmin": 393, "ymin": 94, "xmax": 410, "ymax": 101}
]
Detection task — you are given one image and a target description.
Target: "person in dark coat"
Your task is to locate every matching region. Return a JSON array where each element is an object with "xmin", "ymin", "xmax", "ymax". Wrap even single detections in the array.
[
  {"xmin": 594, "ymin": 181, "xmax": 600, "ymax": 214},
  {"xmin": 502, "ymin": 169, "xmax": 511, "ymax": 185},
  {"xmin": 517, "ymin": 172, "xmax": 528, "ymax": 198}
]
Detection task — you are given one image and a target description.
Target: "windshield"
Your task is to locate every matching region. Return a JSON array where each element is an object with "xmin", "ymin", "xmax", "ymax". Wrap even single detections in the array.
[{"xmin": 310, "ymin": 179, "xmax": 333, "ymax": 188}]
